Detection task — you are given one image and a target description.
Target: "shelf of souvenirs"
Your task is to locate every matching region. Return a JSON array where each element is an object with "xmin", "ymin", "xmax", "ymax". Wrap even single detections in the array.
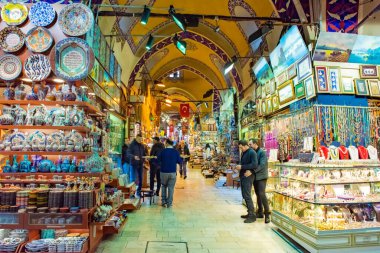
[
  {"xmin": 0, "ymin": 125, "xmax": 92, "ymax": 132},
  {"xmin": 281, "ymin": 175, "xmax": 380, "ymax": 185},
  {"xmin": 18, "ymin": 238, "xmax": 89, "ymax": 253},
  {"xmin": 275, "ymin": 161, "xmax": 380, "ymax": 169},
  {"xmin": 0, "ymin": 100, "xmax": 104, "ymax": 117},
  {"xmin": 274, "ymin": 191, "xmax": 380, "ymax": 205},
  {"xmin": 0, "ymin": 151, "xmax": 105, "ymax": 156}
]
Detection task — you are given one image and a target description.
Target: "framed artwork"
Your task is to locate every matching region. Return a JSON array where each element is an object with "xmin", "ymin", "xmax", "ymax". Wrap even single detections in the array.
[
  {"xmin": 276, "ymin": 71, "xmax": 288, "ymax": 86},
  {"xmin": 295, "ymin": 81, "xmax": 305, "ymax": 98},
  {"xmin": 261, "ymin": 100, "xmax": 267, "ymax": 115},
  {"xmin": 262, "ymin": 83, "xmax": 266, "ymax": 98},
  {"xmin": 269, "ymin": 78, "xmax": 276, "ymax": 95},
  {"xmin": 368, "ymin": 79, "xmax": 380, "ymax": 97},
  {"xmin": 278, "ymin": 80, "xmax": 295, "ymax": 105},
  {"xmin": 266, "ymin": 98, "xmax": 272, "ymax": 114},
  {"xmin": 341, "ymin": 77, "xmax": 355, "ymax": 94},
  {"xmin": 256, "ymin": 85, "xmax": 262, "ymax": 99},
  {"xmin": 328, "ymin": 67, "xmax": 342, "ymax": 93},
  {"xmin": 265, "ymin": 81, "xmax": 271, "ymax": 95},
  {"xmin": 354, "ymin": 79, "xmax": 369, "ymax": 96},
  {"xmin": 272, "ymin": 95, "xmax": 279, "ymax": 110},
  {"xmin": 287, "ymin": 64, "xmax": 297, "ymax": 79},
  {"xmin": 315, "ymin": 66, "xmax": 329, "ymax": 93},
  {"xmin": 256, "ymin": 99, "xmax": 262, "ymax": 116},
  {"xmin": 304, "ymin": 75, "xmax": 316, "ymax": 100},
  {"xmin": 360, "ymin": 65, "xmax": 378, "ymax": 78},
  {"xmin": 297, "ymin": 54, "xmax": 312, "ymax": 81}
]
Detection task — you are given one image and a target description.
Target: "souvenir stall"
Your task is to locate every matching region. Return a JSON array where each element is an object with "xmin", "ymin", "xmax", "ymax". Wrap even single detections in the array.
[{"xmin": 0, "ymin": 2, "xmax": 128, "ymax": 253}]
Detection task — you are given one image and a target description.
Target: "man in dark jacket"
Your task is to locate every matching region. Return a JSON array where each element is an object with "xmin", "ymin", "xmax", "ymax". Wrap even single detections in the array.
[
  {"xmin": 177, "ymin": 140, "xmax": 190, "ymax": 179},
  {"xmin": 127, "ymin": 134, "xmax": 146, "ymax": 197},
  {"xmin": 236, "ymin": 140, "xmax": 258, "ymax": 223},
  {"xmin": 158, "ymin": 139, "xmax": 182, "ymax": 208},
  {"xmin": 249, "ymin": 139, "xmax": 270, "ymax": 223},
  {"xmin": 150, "ymin": 137, "xmax": 165, "ymax": 196}
]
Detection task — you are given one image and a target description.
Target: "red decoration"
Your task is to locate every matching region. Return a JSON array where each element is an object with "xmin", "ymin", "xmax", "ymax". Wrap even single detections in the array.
[
  {"xmin": 339, "ymin": 146, "xmax": 350, "ymax": 160},
  {"xmin": 169, "ymin": 125, "xmax": 174, "ymax": 133},
  {"xmin": 358, "ymin": 146, "xmax": 369, "ymax": 159},
  {"xmin": 319, "ymin": 146, "xmax": 329, "ymax": 159},
  {"xmin": 180, "ymin": 103, "xmax": 190, "ymax": 118}
]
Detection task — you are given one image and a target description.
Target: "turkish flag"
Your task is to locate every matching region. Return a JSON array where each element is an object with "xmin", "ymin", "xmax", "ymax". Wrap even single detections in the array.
[{"xmin": 180, "ymin": 103, "xmax": 190, "ymax": 118}]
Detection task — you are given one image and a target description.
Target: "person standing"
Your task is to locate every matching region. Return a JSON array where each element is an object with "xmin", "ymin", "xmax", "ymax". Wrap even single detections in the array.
[
  {"xmin": 121, "ymin": 139, "xmax": 134, "ymax": 180},
  {"xmin": 177, "ymin": 140, "xmax": 190, "ymax": 179},
  {"xmin": 236, "ymin": 140, "xmax": 258, "ymax": 223},
  {"xmin": 249, "ymin": 139, "xmax": 270, "ymax": 223},
  {"xmin": 158, "ymin": 139, "xmax": 182, "ymax": 208},
  {"xmin": 127, "ymin": 134, "xmax": 146, "ymax": 197},
  {"xmin": 150, "ymin": 137, "xmax": 164, "ymax": 196}
]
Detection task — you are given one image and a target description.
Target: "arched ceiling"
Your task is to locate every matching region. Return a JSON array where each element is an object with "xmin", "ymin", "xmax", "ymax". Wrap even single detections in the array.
[{"xmin": 101, "ymin": 0, "xmax": 312, "ymax": 115}]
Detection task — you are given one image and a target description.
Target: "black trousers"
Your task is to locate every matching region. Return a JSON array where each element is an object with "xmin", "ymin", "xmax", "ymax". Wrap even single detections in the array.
[
  {"xmin": 240, "ymin": 174, "xmax": 255, "ymax": 216},
  {"xmin": 150, "ymin": 164, "xmax": 161, "ymax": 193},
  {"xmin": 253, "ymin": 179, "xmax": 270, "ymax": 215}
]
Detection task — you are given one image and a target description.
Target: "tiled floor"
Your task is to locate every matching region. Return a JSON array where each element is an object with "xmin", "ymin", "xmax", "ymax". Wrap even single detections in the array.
[{"xmin": 97, "ymin": 168, "xmax": 298, "ymax": 253}]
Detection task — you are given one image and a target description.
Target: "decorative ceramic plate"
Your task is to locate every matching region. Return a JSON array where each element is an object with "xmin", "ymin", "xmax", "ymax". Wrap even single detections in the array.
[
  {"xmin": 25, "ymin": 27, "xmax": 54, "ymax": 53},
  {"xmin": 29, "ymin": 2, "xmax": 56, "ymax": 27},
  {"xmin": 0, "ymin": 26, "xmax": 25, "ymax": 53},
  {"xmin": 9, "ymin": 132, "xmax": 26, "ymax": 147},
  {"xmin": 50, "ymin": 37, "xmax": 94, "ymax": 81},
  {"xmin": 24, "ymin": 54, "xmax": 51, "ymax": 82},
  {"xmin": 1, "ymin": 3, "xmax": 28, "ymax": 26},
  {"xmin": 28, "ymin": 130, "xmax": 46, "ymax": 151},
  {"xmin": 0, "ymin": 54, "xmax": 22, "ymax": 81},
  {"xmin": 58, "ymin": 3, "xmax": 94, "ymax": 37}
]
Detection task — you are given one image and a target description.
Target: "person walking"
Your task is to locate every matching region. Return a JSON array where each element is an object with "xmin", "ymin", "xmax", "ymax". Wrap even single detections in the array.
[
  {"xmin": 127, "ymin": 134, "xmax": 146, "ymax": 197},
  {"xmin": 249, "ymin": 139, "xmax": 270, "ymax": 223},
  {"xmin": 177, "ymin": 140, "xmax": 190, "ymax": 179},
  {"xmin": 121, "ymin": 139, "xmax": 134, "ymax": 181},
  {"xmin": 236, "ymin": 140, "xmax": 258, "ymax": 223},
  {"xmin": 158, "ymin": 139, "xmax": 182, "ymax": 208},
  {"xmin": 150, "ymin": 137, "xmax": 164, "ymax": 196}
]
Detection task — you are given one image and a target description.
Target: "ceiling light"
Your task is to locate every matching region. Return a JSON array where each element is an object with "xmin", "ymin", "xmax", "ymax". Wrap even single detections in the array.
[
  {"xmin": 224, "ymin": 56, "xmax": 237, "ymax": 75},
  {"xmin": 53, "ymin": 78, "xmax": 65, "ymax": 83},
  {"xmin": 80, "ymin": 85, "xmax": 88, "ymax": 89},
  {"xmin": 173, "ymin": 34, "xmax": 186, "ymax": 55},
  {"xmin": 88, "ymin": 92, "xmax": 95, "ymax": 96},
  {"xmin": 109, "ymin": 108, "xmax": 115, "ymax": 111},
  {"xmin": 140, "ymin": 5, "xmax": 151, "ymax": 25},
  {"xmin": 165, "ymin": 98, "xmax": 172, "ymax": 104},
  {"xmin": 169, "ymin": 5, "xmax": 186, "ymax": 31},
  {"xmin": 154, "ymin": 80, "xmax": 165, "ymax": 87},
  {"xmin": 214, "ymin": 26, "xmax": 220, "ymax": 33},
  {"xmin": 165, "ymin": 103, "xmax": 172, "ymax": 107},
  {"xmin": 204, "ymin": 102, "xmax": 209, "ymax": 108},
  {"xmin": 145, "ymin": 35, "xmax": 154, "ymax": 50}
]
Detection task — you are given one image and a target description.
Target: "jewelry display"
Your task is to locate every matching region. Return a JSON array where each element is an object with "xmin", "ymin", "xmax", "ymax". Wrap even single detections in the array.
[{"xmin": 348, "ymin": 146, "xmax": 359, "ymax": 161}]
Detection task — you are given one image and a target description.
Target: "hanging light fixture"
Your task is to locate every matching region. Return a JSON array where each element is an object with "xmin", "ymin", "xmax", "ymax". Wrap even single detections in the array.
[
  {"xmin": 173, "ymin": 34, "xmax": 187, "ymax": 55},
  {"xmin": 165, "ymin": 98, "xmax": 172, "ymax": 104},
  {"xmin": 145, "ymin": 35, "xmax": 154, "ymax": 50},
  {"xmin": 169, "ymin": 5, "xmax": 186, "ymax": 31},
  {"xmin": 204, "ymin": 102, "xmax": 209, "ymax": 108},
  {"xmin": 154, "ymin": 80, "xmax": 165, "ymax": 87},
  {"xmin": 224, "ymin": 56, "xmax": 237, "ymax": 75},
  {"xmin": 140, "ymin": 5, "xmax": 151, "ymax": 25}
]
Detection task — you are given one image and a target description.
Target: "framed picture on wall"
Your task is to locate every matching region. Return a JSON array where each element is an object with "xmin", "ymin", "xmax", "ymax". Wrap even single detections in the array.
[
  {"xmin": 368, "ymin": 79, "xmax": 380, "ymax": 97},
  {"xmin": 341, "ymin": 77, "xmax": 355, "ymax": 94},
  {"xmin": 287, "ymin": 64, "xmax": 297, "ymax": 79},
  {"xmin": 272, "ymin": 94, "xmax": 279, "ymax": 110},
  {"xmin": 278, "ymin": 80, "xmax": 295, "ymax": 105},
  {"xmin": 261, "ymin": 100, "xmax": 267, "ymax": 115},
  {"xmin": 265, "ymin": 81, "xmax": 271, "ymax": 95},
  {"xmin": 256, "ymin": 85, "xmax": 262, "ymax": 99},
  {"xmin": 304, "ymin": 75, "xmax": 316, "ymax": 100},
  {"xmin": 315, "ymin": 66, "xmax": 329, "ymax": 93},
  {"xmin": 269, "ymin": 78, "xmax": 276, "ymax": 95},
  {"xmin": 328, "ymin": 67, "xmax": 342, "ymax": 93},
  {"xmin": 256, "ymin": 99, "xmax": 262, "ymax": 116},
  {"xmin": 295, "ymin": 81, "xmax": 305, "ymax": 98},
  {"xmin": 262, "ymin": 83, "xmax": 267, "ymax": 98},
  {"xmin": 266, "ymin": 98, "xmax": 272, "ymax": 114},
  {"xmin": 297, "ymin": 54, "xmax": 312, "ymax": 81},
  {"xmin": 360, "ymin": 65, "xmax": 378, "ymax": 78},
  {"xmin": 354, "ymin": 79, "xmax": 369, "ymax": 96},
  {"xmin": 276, "ymin": 71, "xmax": 288, "ymax": 86}
]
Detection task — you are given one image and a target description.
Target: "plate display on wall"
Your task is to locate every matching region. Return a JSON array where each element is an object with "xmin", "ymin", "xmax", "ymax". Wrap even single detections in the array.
[
  {"xmin": 29, "ymin": 1, "xmax": 56, "ymax": 27},
  {"xmin": 25, "ymin": 27, "xmax": 54, "ymax": 53},
  {"xmin": 1, "ymin": 3, "xmax": 28, "ymax": 26},
  {"xmin": 24, "ymin": 54, "xmax": 51, "ymax": 82},
  {"xmin": 0, "ymin": 54, "xmax": 22, "ymax": 81},
  {"xmin": 0, "ymin": 26, "xmax": 25, "ymax": 53},
  {"xmin": 58, "ymin": 3, "xmax": 94, "ymax": 37},
  {"xmin": 50, "ymin": 37, "xmax": 94, "ymax": 81}
]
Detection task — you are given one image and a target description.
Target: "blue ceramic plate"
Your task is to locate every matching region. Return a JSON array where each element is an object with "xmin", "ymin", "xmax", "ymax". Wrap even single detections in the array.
[
  {"xmin": 29, "ymin": 2, "xmax": 56, "ymax": 27},
  {"xmin": 58, "ymin": 3, "xmax": 94, "ymax": 36},
  {"xmin": 24, "ymin": 54, "xmax": 51, "ymax": 81}
]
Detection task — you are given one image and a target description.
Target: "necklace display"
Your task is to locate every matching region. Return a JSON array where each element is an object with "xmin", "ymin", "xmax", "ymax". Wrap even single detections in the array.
[
  {"xmin": 367, "ymin": 145, "xmax": 378, "ymax": 160},
  {"xmin": 338, "ymin": 145, "xmax": 349, "ymax": 160},
  {"xmin": 348, "ymin": 146, "xmax": 359, "ymax": 161},
  {"xmin": 357, "ymin": 146, "xmax": 369, "ymax": 159},
  {"xmin": 329, "ymin": 146, "xmax": 339, "ymax": 160},
  {"xmin": 319, "ymin": 146, "xmax": 329, "ymax": 160}
]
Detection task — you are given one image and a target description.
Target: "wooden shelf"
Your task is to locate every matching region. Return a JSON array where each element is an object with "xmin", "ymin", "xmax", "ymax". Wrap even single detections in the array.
[
  {"xmin": 0, "ymin": 151, "xmax": 103, "ymax": 156},
  {"xmin": 0, "ymin": 100, "xmax": 104, "ymax": 116},
  {"xmin": 0, "ymin": 125, "xmax": 91, "ymax": 132},
  {"xmin": 103, "ymin": 217, "xmax": 128, "ymax": 235},
  {"xmin": 1, "ymin": 172, "xmax": 104, "ymax": 177}
]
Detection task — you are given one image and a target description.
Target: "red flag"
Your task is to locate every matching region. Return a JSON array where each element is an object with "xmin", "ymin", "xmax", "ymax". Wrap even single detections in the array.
[{"xmin": 180, "ymin": 103, "xmax": 190, "ymax": 118}]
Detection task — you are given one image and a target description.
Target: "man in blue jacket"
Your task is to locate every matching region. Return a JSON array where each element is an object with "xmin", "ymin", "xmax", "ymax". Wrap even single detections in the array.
[
  {"xmin": 236, "ymin": 140, "xmax": 258, "ymax": 223},
  {"xmin": 158, "ymin": 139, "xmax": 182, "ymax": 208}
]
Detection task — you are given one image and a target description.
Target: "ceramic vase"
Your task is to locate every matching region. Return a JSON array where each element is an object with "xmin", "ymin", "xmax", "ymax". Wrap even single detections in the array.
[
  {"xmin": 2, "ymin": 160, "xmax": 11, "ymax": 173},
  {"xmin": 3, "ymin": 83, "xmax": 15, "ymax": 100},
  {"xmin": 11, "ymin": 156, "xmax": 18, "ymax": 173},
  {"xmin": 19, "ymin": 155, "xmax": 31, "ymax": 173}
]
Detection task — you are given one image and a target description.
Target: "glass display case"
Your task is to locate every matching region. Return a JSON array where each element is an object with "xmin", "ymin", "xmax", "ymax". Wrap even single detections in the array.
[{"xmin": 272, "ymin": 162, "xmax": 380, "ymax": 253}]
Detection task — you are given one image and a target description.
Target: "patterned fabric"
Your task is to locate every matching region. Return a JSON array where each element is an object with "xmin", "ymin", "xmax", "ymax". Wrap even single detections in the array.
[
  {"xmin": 271, "ymin": 0, "xmax": 299, "ymax": 21},
  {"xmin": 326, "ymin": 0, "xmax": 359, "ymax": 33}
]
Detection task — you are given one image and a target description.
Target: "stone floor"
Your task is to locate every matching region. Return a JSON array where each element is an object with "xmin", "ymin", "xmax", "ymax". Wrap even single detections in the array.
[{"xmin": 97, "ymin": 168, "xmax": 298, "ymax": 253}]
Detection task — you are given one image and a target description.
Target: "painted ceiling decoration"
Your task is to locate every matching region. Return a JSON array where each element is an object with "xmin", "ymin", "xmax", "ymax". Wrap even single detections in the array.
[
  {"xmin": 326, "ymin": 0, "xmax": 359, "ymax": 33},
  {"xmin": 209, "ymin": 53, "xmax": 233, "ymax": 89},
  {"xmin": 271, "ymin": 0, "xmax": 310, "ymax": 22},
  {"xmin": 145, "ymin": 48, "xmax": 169, "ymax": 71},
  {"xmin": 128, "ymin": 31, "xmax": 243, "ymax": 92}
]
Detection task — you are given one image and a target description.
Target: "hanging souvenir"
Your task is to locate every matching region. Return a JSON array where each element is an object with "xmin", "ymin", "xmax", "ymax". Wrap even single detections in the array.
[
  {"xmin": 0, "ymin": 26, "xmax": 25, "ymax": 53},
  {"xmin": 24, "ymin": 54, "xmax": 51, "ymax": 81},
  {"xmin": 25, "ymin": 27, "xmax": 54, "ymax": 53},
  {"xmin": 1, "ymin": 3, "xmax": 28, "ymax": 26},
  {"xmin": 58, "ymin": 3, "xmax": 94, "ymax": 37},
  {"xmin": 0, "ymin": 54, "xmax": 22, "ymax": 81},
  {"xmin": 29, "ymin": 2, "xmax": 56, "ymax": 27}
]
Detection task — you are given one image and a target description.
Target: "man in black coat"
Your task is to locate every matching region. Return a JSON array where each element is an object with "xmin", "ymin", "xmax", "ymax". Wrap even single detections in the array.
[
  {"xmin": 150, "ymin": 137, "xmax": 165, "ymax": 196},
  {"xmin": 177, "ymin": 140, "xmax": 190, "ymax": 179},
  {"xmin": 236, "ymin": 140, "xmax": 258, "ymax": 223},
  {"xmin": 249, "ymin": 139, "xmax": 270, "ymax": 223},
  {"xmin": 127, "ymin": 134, "xmax": 146, "ymax": 197}
]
